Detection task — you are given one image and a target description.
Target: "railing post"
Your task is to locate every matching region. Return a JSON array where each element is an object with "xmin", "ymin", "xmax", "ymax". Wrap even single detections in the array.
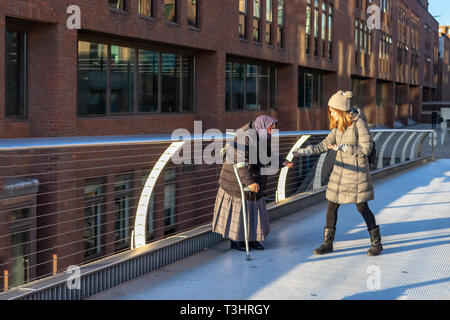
[
  {"xmin": 3, "ymin": 270, "xmax": 8, "ymax": 291},
  {"xmin": 53, "ymin": 254, "xmax": 58, "ymax": 276}
]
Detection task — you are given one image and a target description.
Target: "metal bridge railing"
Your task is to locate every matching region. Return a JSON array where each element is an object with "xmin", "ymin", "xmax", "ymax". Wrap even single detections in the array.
[{"xmin": 0, "ymin": 129, "xmax": 435, "ymax": 296}]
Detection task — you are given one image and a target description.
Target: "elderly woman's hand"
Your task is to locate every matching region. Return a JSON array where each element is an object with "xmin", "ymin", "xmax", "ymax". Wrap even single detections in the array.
[
  {"xmin": 248, "ymin": 183, "xmax": 260, "ymax": 193},
  {"xmin": 283, "ymin": 161, "xmax": 294, "ymax": 168}
]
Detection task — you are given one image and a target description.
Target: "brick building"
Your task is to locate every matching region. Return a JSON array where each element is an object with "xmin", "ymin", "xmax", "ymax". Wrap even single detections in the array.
[
  {"xmin": 438, "ymin": 28, "xmax": 450, "ymax": 102},
  {"xmin": 0, "ymin": 0, "xmax": 443, "ymax": 290}
]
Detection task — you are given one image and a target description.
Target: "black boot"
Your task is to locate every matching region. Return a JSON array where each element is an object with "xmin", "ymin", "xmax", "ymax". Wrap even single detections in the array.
[
  {"xmin": 313, "ymin": 228, "xmax": 335, "ymax": 255},
  {"xmin": 249, "ymin": 241, "xmax": 265, "ymax": 250},
  {"xmin": 367, "ymin": 226, "xmax": 383, "ymax": 256},
  {"xmin": 230, "ymin": 240, "xmax": 246, "ymax": 251}
]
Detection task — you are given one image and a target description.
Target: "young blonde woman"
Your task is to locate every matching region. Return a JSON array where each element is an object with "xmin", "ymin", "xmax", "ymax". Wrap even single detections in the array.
[{"xmin": 294, "ymin": 90, "xmax": 383, "ymax": 256}]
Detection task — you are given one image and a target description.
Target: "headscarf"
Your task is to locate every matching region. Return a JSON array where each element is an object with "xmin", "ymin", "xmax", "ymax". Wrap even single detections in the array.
[{"xmin": 252, "ymin": 115, "xmax": 278, "ymax": 142}]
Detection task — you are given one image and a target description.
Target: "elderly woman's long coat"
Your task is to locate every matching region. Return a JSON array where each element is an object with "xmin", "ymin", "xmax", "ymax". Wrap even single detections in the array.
[{"xmin": 306, "ymin": 108, "xmax": 374, "ymax": 204}]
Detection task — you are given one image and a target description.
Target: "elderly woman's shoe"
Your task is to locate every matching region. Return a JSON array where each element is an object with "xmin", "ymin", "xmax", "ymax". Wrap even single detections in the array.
[
  {"xmin": 249, "ymin": 241, "xmax": 265, "ymax": 250},
  {"xmin": 230, "ymin": 240, "xmax": 246, "ymax": 251}
]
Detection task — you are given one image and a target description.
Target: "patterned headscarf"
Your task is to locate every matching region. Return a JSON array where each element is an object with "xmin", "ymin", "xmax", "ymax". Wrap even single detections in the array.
[{"xmin": 253, "ymin": 115, "xmax": 278, "ymax": 142}]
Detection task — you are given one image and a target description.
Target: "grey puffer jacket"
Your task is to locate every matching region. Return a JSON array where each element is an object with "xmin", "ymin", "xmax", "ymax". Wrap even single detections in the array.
[{"xmin": 304, "ymin": 108, "xmax": 374, "ymax": 204}]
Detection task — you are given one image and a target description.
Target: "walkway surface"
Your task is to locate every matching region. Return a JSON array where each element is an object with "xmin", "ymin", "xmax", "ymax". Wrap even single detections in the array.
[{"xmin": 90, "ymin": 159, "xmax": 450, "ymax": 300}]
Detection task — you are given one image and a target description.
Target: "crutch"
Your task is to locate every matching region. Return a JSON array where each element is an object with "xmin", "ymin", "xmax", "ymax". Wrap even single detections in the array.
[{"xmin": 233, "ymin": 162, "xmax": 252, "ymax": 261}]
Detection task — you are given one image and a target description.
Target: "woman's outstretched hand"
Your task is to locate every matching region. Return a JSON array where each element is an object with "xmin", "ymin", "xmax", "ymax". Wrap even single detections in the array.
[
  {"xmin": 293, "ymin": 148, "xmax": 313, "ymax": 157},
  {"xmin": 283, "ymin": 161, "xmax": 294, "ymax": 168}
]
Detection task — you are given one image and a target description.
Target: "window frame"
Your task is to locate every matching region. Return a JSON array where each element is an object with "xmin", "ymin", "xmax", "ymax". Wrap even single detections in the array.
[
  {"xmin": 5, "ymin": 28, "xmax": 28, "ymax": 119},
  {"xmin": 225, "ymin": 59, "xmax": 278, "ymax": 112},
  {"xmin": 77, "ymin": 38, "xmax": 196, "ymax": 117}
]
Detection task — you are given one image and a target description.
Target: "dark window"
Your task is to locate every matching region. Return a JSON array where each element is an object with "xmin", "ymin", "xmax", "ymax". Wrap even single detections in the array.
[
  {"xmin": 298, "ymin": 68, "xmax": 324, "ymax": 109},
  {"xmin": 78, "ymin": 41, "xmax": 194, "ymax": 115},
  {"xmin": 6, "ymin": 30, "xmax": 27, "ymax": 118},
  {"xmin": 182, "ymin": 56, "xmax": 195, "ymax": 112},
  {"xmin": 187, "ymin": 0, "xmax": 199, "ymax": 27},
  {"xmin": 306, "ymin": 1, "xmax": 311, "ymax": 54},
  {"xmin": 161, "ymin": 53, "xmax": 181, "ymax": 112},
  {"xmin": 239, "ymin": 0, "xmax": 248, "ymax": 39},
  {"xmin": 246, "ymin": 64, "xmax": 258, "ymax": 109},
  {"xmin": 108, "ymin": 0, "xmax": 127, "ymax": 11},
  {"xmin": 277, "ymin": 0, "xmax": 284, "ymax": 48},
  {"xmin": 164, "ymin": 169, "xmax": 176, "ymax": 236},
  {"xmin": 110, "ymin": 46, "xmax": 134, "ymax": 113},
  {"xmin": 139, "ymin": 0, "xmax": 152, "ymax": 16},
  {"xmin": 253, "ymin": 0, "xmax": 261, "ymax": 42},
  {"xmin": 226, "ymin": 60, "xmax": 277, "ymax": 111},
  {"xmin": 84, "ymin": 181, "xmax": 105, "ymax": 259},
  {"xmin": 78, "ymin": 41, "xmax": 108, "ymax": 115},
  {"xmin": 328, "ymin": 5, "xmax": 333, "ymax": 59},
  {"xmin": 266, "ymin": 0, "xmax": 273, "ymax": 45},
  {"xmin": 232, "ymin": 62, "xmax": 245, "ymax": 110},
  {"xmin": 164, "ymin": 0, "xmax": 177, "ymax": 22},
  {"xmin": 114, "ymin": 174, "xmax": 133, "ymax": 251},
  {"xmin": 138, "ymin": 50, "xmax": 159, "ymax": 112}
]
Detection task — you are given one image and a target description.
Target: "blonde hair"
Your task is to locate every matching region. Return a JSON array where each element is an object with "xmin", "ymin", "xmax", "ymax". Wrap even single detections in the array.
[{"xmin": 329, "ymin": 107, "xmax": 353, "ymax": 133}]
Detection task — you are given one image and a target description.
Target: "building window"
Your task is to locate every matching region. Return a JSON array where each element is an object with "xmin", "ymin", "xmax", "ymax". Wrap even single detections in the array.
[
  {"xmin": 108, "ymin": 0, "xmax": 127, "ymax": 11},
  {"xmin": 141, "ymin": 174, "xmax": 155, "ymax": 241},
  {"xmin": 138, "ymin": 50, "xmax": 159, "ymax": 112},
  {"xmin": 225, "ymin": 60, "xmax": 277, "ymax": 111},
  {"xmin": 313, "ymin": 0, "xmax": 319, "ymax": 56},
  {"xmin": 78, "ymin": 41, "xmax": 108, "ymax": 115},
  {"xmin": 139, "ymin": 0, "xmax": 152, "ymax": 16},
  {"xmin": 164, "ymin": 169, "xmax": 176, "ymax": 236},
  {"xmin": 306, "ymin": 0, "xmax": 311, "ymax": 55},
  {"xmin": 277, "ymin": 0, "xmax": 284, "ymax": 48},
  {"xmin": 84, "ymin": 181, "xmax": 105, "ymax": 259},
  {"xmin": 298, "ymin": 68, "xmax": 324, "ymax": 109},
  {"xmin": 328, "ymin": 5, "xmax": 333, "ymax": 59},
  {"xmin": 110, "ymin": 46, "xmax": 135, "ymax": 114},
  {"xmin": 164, "ymin": 0, "xmax": 177, "ymax": 22},
  {"xmin": 187, "ymin": 0, "xmax": 199, "ymax": 27},
  {"xmin": 114, "ymin": 174, "xmax": 133, "ymax": 251},
  {"xmin": 239, "ymin": 0, "xmax": 248, "ymax": 39},
  {"xmin": 161, "ymin": 53, "xmax": 181, "ymax": 112},
  {"xmin": 266, "ymin": 0, "xmax": 273, "ymax": 45},
  {"xmin": 321, "ymin": 2, "xmax": 326, "ymax": 58},
  {"xmin": 6, "ymin": 29, "xmax": 27, "ymax": 118},
  {"xmin": 78, "ymin": 41, "xmax": 195, "ymax": 115},
  {"xmin": 253, "ymin": 0, "xmax": 261, "ymax": 42}
]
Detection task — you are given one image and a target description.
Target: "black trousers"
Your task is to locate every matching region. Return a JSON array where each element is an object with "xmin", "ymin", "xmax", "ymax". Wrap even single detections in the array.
[{"xmin": 326, "ymin": 201, "xmax": 377, "ymax": 231}]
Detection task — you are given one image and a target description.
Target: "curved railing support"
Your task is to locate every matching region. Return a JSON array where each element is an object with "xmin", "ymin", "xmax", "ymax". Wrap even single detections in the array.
[
  {"xmin": 377, "ymin": 133, "xmax": 396, "ymax": 169},
  {"xmin": 133, "ymin": 142, "xmax": 187, "ymax": 249},
  {"xmin": 410, "ymin": 132, "xmax": 427, "ymax": 160},
  {"xmin": 401, "ymin": 132, "xmax": 417, "ymax": 162},
  {"xmin": 276, "ymin": 135, "xmax": 311, "ymax": 201},
  {"xmin": 390, "ymin": 132, "xmax": 408, "ymax": 166}
]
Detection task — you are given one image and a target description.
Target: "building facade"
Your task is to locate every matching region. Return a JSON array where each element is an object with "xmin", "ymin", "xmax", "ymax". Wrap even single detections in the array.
[{"xmin": 0, "ymin": 0, "xmax": 443, "ymax": 290}]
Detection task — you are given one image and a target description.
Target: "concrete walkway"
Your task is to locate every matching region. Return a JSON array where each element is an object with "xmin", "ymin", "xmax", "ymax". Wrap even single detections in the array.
[{"xmin": 90, "ymin": 159, "xmax": 450, "ymax": 300}]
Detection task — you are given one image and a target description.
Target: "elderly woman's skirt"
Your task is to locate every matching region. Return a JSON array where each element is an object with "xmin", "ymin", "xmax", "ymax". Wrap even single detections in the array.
[{"xmin": 212, "ymin": 187, "xmax": 270, "ymax": 241}]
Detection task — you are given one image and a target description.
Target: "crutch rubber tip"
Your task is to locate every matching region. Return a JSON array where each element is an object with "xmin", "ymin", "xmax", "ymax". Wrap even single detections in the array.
[{"xmin": 246, "ymin": 255, "xmax": 251, "ymax": 261}]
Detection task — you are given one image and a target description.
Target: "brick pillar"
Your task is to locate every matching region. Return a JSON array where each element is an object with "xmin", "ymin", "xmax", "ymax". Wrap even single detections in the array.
[
  {"xmin": 364, "ymin": 78, "xmax": 377, "ymax": 126},
  {"xmin": 0, "ymin": 15, "xmax": 5, "ymax": 138},
  {"xmin": 195, "ymin": 51, "xmax": 226, "ymax": 131},
  {"xmin": 278, "ymin": 64, "xmax": 297, "ymax": 131},
  {"xmin": 28, "ymin": 23, "xmax": 77, "ymax": 137},
  {"xmin": 382, "ymin": 82, "xmax": 395, "ymax": 128}
]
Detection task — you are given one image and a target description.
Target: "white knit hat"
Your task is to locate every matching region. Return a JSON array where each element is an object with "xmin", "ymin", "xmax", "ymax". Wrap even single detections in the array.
[{"xmin": 328, "ymin": 90, "xmax": 353, "ymax": 112}]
